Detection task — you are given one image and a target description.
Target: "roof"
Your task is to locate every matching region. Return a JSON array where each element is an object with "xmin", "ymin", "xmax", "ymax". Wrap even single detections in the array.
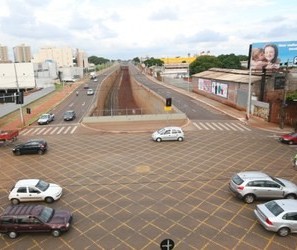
[
  {"xmin": 192, "ymin": 68, "xmax": 262, "ymax": 84},
  {"xmin": 237, "ymin": 171, "xmax": 269, "ymax": 180},
  {"xmin": 3, "ymin": 205, "xmax": 43, "ymax": 216},
  {"xmin": 15, "ymin": 179, "xmax": 39, "ymax": 187}
]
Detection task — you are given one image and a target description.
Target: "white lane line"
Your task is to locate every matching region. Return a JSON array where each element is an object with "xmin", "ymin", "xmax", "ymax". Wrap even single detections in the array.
[
  {"xmin": 63, "ymin": 126, "xmax": 72, "ymax": 134},
  {"xmin": 57, "ymin": 127, "xmax": 65, "ymax": 135},
  {"xmin": 70, "ymin": 126, "xmax": 78, "ymax": 134}
]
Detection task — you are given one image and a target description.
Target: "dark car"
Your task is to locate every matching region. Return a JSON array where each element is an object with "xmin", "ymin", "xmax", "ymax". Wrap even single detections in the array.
[
  {"xmin": 279, "ymin": 132, "xmax": 297, "ymax": 145},
  {"xmin": 0, "ymin": 204, "xmax": 72, "ymax": 239},
  {"xmin": 63, "ymin": 110, "xmax": 76, "ymax": 121},
  {"xmin": 12, "ymin": 139, "xmax": 47, "ymax": 156}
]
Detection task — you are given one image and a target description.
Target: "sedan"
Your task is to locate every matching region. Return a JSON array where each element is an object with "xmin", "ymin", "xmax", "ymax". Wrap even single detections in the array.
[
  {"xmin": 279, "ymin": 132, "xmax": 297, "ymax": 145},
  {"xmin": 63, "ymin": 110, "xmax": 76, "ymax": 121},
  {"xmin": 12, "ymin": 139, "xmax": 47, "ymax": 155},
  {"xmin": 254, "ymin": 199, "xmax": 297, "ymax": 236},
  {"xmin": 87, "ymin": 88, "xmax": 94, "ymax": 95},
  {"xmin": 8, "ymin": 179, "xmax": 63, "ymax": 204}
]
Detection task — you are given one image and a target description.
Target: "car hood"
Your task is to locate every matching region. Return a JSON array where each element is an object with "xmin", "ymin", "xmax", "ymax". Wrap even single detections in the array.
[
  {"xmin": 48, "ymin": 184, "xmax": 63, "ymax": 193},
  {"xmin": 281, "ymin": 134, "xmax": 294, "ymax": 140},
  {"xmin": 49, "ymin": 210, "xmax": 72, "ymax": 225}
]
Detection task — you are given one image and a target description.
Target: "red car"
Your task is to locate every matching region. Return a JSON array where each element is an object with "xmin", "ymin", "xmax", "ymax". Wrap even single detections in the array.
[{"xmin": 279, "ymin": 132, "xmax": 297, "ymax": 145}]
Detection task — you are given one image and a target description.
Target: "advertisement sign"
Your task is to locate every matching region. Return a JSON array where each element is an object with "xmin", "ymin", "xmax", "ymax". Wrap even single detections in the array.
[{"xmin": 249, "ymin": 41, "xmax": 297, "ymax": 70}]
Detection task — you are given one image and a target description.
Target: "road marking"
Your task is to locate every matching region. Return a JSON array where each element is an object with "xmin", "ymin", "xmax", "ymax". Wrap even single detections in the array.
[
  {"xmin": 50, "ymin": 127, "xmax": 59, "ymax": 135},
  {"xmin": 57, "ymin": 127, "xmax": 65, "ymax": 134},
  {"xmin": 43, "ymin": 127, "xmax": 53, "ymax": 135},
  {"xmin": 63, "ymin": 126, "xmax": 72, "ymax": 134},
  {"xmin": 70, "ymin": 126, "xmax": 78, "ymax": 134},
  {"xmin": 193, "ymin": 121, "xmax": 251, "ymax": 131}
]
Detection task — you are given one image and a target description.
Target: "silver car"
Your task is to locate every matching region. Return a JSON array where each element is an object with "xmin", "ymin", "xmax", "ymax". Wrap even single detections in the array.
[
  {"xmin": 229, "ymin": 171, "xmax": 297, "ymax": 203},
  {"xmin": 152, "ymin": 126, "xmax": 184, "ymax": 142},
  {"xmin": 254, "ymin": 199, "xmax": 297, "ymax": 236}
]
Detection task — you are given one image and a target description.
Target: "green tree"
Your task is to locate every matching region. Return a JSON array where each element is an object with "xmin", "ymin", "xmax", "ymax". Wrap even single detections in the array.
[
  {"xmin": 88, "ymin": 56, "xmax": 110, "ymax": 65},
  {"xmin": 132, "ymin": 57, "xmax": 140, "ymax": 63},
  {"xmin": 143, "ymin": 57, "xmax": 164, "ymax": 67},
  {"xmin": 217, "ymin": 54, "xmax": 241, "ymax": 69},
  {"xmin": 190, "ymin": 55, "xmax": 222, "ymax": 74}
]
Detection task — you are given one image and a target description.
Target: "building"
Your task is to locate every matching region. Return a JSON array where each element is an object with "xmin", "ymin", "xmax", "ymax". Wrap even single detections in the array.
[
  {"xmin": 160, "ymin": 56, "xmax": 197, "ymax": 64},
  {"xmin": 13, "ymin": 44, "xmax": 32, "ymax": 63},
  {"xmin": 76, "ymin": 49, "xmax": 88, "ymax": 69},
  {"xmin": 0, "ymin": 44, "xmax": 10, "ymax": 63},
  {"xmin": 33, "ymin": 47, "xmax": 74, "ymax": 67}
]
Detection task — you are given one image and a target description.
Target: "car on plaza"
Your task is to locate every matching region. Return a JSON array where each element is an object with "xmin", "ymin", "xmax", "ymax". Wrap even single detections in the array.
[
  {"xmin": 254, "ymin": 199, "xmax": 297, "ymax": 237},
  {"xmin": 229, "ymin": 171, "xmax": 297, "ymax": 204},
  {"xmin": 83, "ymin": 84, "xmax": 89, "ymax": 89},
  {"xmin": 152, "ymin": 126, "xmax": 184, "ymax": 142},
  {"xmin": 63, "ymin": 110, "xmax": 76, "ymax": 121},
  {"xmin": 87, "ymin": 88, "xmax": 94, "ymax": 95},
  {"xmin": 0, "ymin": 204, "xmax": 72, "ymax": 239},
  {"xmin": 279, "ymin": 132, "xmax": 297, "ymax": 145},
  {"xmin": 8, "ymin": 179, "xmax": 63, "ymax": 205},
  {"xmin": 37, "ymin": 113, "xmax": 55, "ymax": 125},
  {"xmin": 12, "ymin": 139, "xmax": 48, "ymax": 156}
]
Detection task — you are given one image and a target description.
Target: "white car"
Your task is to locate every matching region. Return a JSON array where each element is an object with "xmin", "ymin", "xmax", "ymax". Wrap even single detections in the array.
[
  {"xmin": 152, "ymin": 126, "xmax": 184, "ymax": 142},
  {"xmin": 8, "ymin": 179, "xmax": 63, "ymax": 204},
  {"xmin": 87, "ymin": 88, "xmax": 94, "ymax": 95},
  {"xmin": 38, "ymin": 113, "xmax": 55, "ymax": 125}
]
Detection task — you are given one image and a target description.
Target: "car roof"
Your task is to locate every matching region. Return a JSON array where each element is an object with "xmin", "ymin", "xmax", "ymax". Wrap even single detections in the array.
[
  {"xmin": 3, "ymin": 205, "xmax": 44, "ymax": 216},
  {"xmin": 161, "ymin": 126, "xmax": 183, "ymax": 130},
  {"xmin": 14, "ymin": 179, "xmax": 40, "ymax": 187},
  {"xmin": 236, "ymin": 171, "xmax": 271, "ymax": 180},
  {"xmin": 272, "ymin": 199, "xmax": 297, "ymax": 212}
]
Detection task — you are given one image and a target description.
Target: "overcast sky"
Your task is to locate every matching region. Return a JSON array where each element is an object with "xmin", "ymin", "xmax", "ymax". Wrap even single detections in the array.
[{"xmin": 1, "ymin": 0, "xmax": 297, "ymax": 60}]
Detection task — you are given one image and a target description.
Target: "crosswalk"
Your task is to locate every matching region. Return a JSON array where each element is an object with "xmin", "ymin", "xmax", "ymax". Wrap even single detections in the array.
[
  {"xmin": 20, "ymin": 125, "xmax": 78, "ymax": 136},
  {"xmin": 193, "ymin": 121, "xmax": 251, "ymax": 132}
]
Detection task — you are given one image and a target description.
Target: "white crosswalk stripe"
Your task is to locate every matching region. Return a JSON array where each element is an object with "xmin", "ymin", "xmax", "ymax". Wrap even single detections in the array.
[
  {"xmin": 193, "ymin": 121, "xmax": 251, "ymax": 131},
  {"xmin": 19, "ymin": 125, "xmax": 78, "ymax": 136}
]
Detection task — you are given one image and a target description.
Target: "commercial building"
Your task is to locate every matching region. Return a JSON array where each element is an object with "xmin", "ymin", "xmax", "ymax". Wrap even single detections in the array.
[{"xmin": 0, "ymin": 44, "xmax": 10, "ymax": 63}]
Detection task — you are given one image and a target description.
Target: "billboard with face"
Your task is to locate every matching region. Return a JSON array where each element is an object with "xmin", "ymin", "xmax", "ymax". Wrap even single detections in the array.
[{"xmin": 249, "ymin": 41, "xmax": 297, "ymax": 70}]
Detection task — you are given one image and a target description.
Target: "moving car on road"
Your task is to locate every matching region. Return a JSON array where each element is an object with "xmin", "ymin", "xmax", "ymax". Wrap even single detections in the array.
[
  {"xmin": 152, "ymin": 126, "xmax": 184, "ymax": 142},
  {"xmin": 0, "ymin": 204, "xmax": 72, "ymax": 239},
  {"xmin": 229, "ymin": 171, "xmax": 297, "ymax": 203},
  {"xmin": 63, "ymin": 110, "xmax": 76, "ymax": 121},
  {"xmin": 12, "ymin": 139, "xmax": 47, "ymax": 156},
  {"xmin": 87, "ymin": 88, "xmax": 94, "ymax": 95},
  {"xmin": 8, "ymin": 179, "xmax": 63, "ymax": 204},
  {"xmin": 37, "ymin": 113, "xmax": 55, "ymax": 125},
  {"xmin": 279, "ymin": 132, "xmax": 297, "ymax": 145},
  {"xmin": 254, "ymin": 199, "xmax": 297, "ymax": 236}
]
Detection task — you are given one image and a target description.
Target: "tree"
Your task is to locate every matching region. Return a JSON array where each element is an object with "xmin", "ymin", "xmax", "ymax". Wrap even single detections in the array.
[
  {"xmin": 190, "ymin": 55, "xmax": 222, "ymax": 74},
  {"xmin": 88, "ymin": 56, "xmax": 110, "ymax": 65},
  {"xmin": 132, "ymin": 57, "xmax": 140, "ymax": 63},
  {"xmin": 217, "ymin": 54, "xmax": 241, "ymax": 69},
  {"xmin": 143, "ymin": 57, "xmax": 164, "ymax": 67}
]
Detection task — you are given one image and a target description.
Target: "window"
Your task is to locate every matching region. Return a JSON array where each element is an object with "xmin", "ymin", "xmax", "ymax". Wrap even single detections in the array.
[
  {"xmin": 29, "ymin": 187, "xmax": 40, "ymax": 193},
  {"xmin": 247, "ymin": 181, "xmax": 264, "ymax": 187},
  {"xmin": 0, "ymin": 217, "xmax": 14, "ymax": 224},
  {"xmin": 17, "ymin": 187, "xmax": 27, "ymax": 193},
  {"xmin": 264, "ymin": 181, "xmax": 280, "ymax": 188},
  {"xmin": 283, "ymin": 212, "xmax": 297, "ymax": 221}
]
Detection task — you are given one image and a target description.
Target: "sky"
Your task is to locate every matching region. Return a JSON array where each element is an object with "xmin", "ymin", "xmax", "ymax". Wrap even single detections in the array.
[{"xmin": 1, "ymin": 0, "xmax": 297, "ymax": 61}]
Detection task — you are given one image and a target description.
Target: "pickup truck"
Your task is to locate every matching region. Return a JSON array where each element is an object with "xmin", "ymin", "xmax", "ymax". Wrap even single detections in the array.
[
  {"xmin": 37, "ymin": 113, "xmax": 55, "ymax": 125},
  {"xmin": 0, "ymin": 130, "xmax": 19, "ymax": 142}
]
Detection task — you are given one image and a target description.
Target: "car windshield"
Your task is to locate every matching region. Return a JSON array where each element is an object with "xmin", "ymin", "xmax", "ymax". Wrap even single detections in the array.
[
  {"xmin": 265, "ymin": 200, "xmax": 284, "ymax": 216},
  {"xmin": 157, "ymin": 128, "xmax": 165, "ymax": 134},
  {"xmin": 65, "ymin": 111, "xmax": 72, "ymax": 115},
  {"xmin": 39, "ymin": 207, "xmax": 54, "ymax": 223},
  {"xmin": 40, "ymin": 115, "xmax": 48, "ymax": 119},
  {"xmin": 270, "ymin": 176, "xmax": 285, "ymax": 187},
  {"xmin": 36, "ymin": 180, "xmax": 49, "ymax": 191}
]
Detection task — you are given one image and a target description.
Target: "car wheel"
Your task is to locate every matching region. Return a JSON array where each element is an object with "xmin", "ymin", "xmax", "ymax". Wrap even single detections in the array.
[
  {"xmin": 177, "ymin": 137, "xmax": 183, "ymax": 142},
  {"xmin": 278, "ymin": 227, "xmax": 290, "ymax": 237},
  {"xmin": 243, "ymin": 194, "xmax": 255, "ymax": 204},
  {"xmin": 38, "ymin": 149, "xmax": 44, "ymax": 155},
  {"xmin": 156, "ymin": 138, "xmax": 162, "ymax": 142},
  {"xmin": 11, "ymin": 198, "xmax": 20, "ymax": 205},
  {"xmin": 8, "ymin": 231, "xmax": 18, "ymax": 239},
  {"xmin": 52, "ymin": 229, "xmax": 61, "ymax": 237},
  {"xmin": 285, "ymin": 194, "xmax": 296, "ymax": 199},
  {"xmin": 45, "ymin": 197, "xmax": 54, "ymax": 203},
  {"xmin": 289, "ymin": 141, "xmax": 294, "ymax": 145},
  {"xmin": 14, "ymin": 150, "xmax": 21, "ymax": 156}
]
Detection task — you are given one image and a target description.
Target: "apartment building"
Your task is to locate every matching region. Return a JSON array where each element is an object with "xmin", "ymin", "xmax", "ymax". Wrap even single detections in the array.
[
  {"xmin": 76, "ymin": 49, "xmax": 88, "ymax": 68},
  {"xmin": 0, "ymin": 44, "xmax": 10, "ymax": 63},
  {"xmin": 13, "ymin": 44, "xmax": 32, "ymax": 63}
]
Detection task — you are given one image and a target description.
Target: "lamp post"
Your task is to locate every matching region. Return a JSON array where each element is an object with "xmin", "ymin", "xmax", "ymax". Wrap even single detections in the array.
[{"xmin": 13, "ymin": 63, "xmax": 25, "ymax": 127}]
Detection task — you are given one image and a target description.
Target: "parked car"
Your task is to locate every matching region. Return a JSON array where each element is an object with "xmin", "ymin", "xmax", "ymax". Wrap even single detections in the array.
[
  {"xmin": 254, "ymin": 199, "xmax": 297, "ymax": 236},
  {"xmin": 37, "ymin": 113, "xmax": 55, "ymax": 125},
  {"xmin": 0, "ymin": 204, "xmax": 72, "ymax": 239},
  {"xmin": 87, "ymin": 88, "xmax": 94, "ymax": 95},
  {"xmin": 0, "ymin": 129, "xmax": 19, "ymax": 142},
  {"xmin": 279, "ymin": 132, "xmax": 297, "ymax": 145},
  {"xmin": 152, "ymin": 126, "xmax": 184, "ymax": 142},
  {"xmin": 63, "ymin": 110, "xmax": 76, "ymax": 121},
  {"xmin": 229, "ymin": 171, "xmax": 297, "ymax": 203},
  {"xmin": 12, "ymin": 139, "xmax": 47, "ymax": 156},
  {"xmin": 8, "ymin": 179, "xmax": 62, "ymax": 205}
]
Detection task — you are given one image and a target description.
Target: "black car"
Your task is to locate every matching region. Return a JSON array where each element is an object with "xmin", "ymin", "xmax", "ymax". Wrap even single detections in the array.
[
  {"xmin": 63, "ymin": 110, "xmax": 76, "ymax": 121},
  {"xmin": 12, "ymin": 139, "xmax": 47, "ymax": 156}
]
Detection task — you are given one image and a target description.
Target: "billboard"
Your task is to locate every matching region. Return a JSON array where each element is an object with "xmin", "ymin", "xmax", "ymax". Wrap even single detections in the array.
[{"xmin": 249, "ymin": 41, "xmax": 297, "ymax": 70}]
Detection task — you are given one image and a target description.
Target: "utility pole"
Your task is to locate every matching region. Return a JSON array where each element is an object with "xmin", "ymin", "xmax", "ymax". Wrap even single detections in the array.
[{"xmin": 280, "ymin": 62, "xmax": 289, "ymax": 129}]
